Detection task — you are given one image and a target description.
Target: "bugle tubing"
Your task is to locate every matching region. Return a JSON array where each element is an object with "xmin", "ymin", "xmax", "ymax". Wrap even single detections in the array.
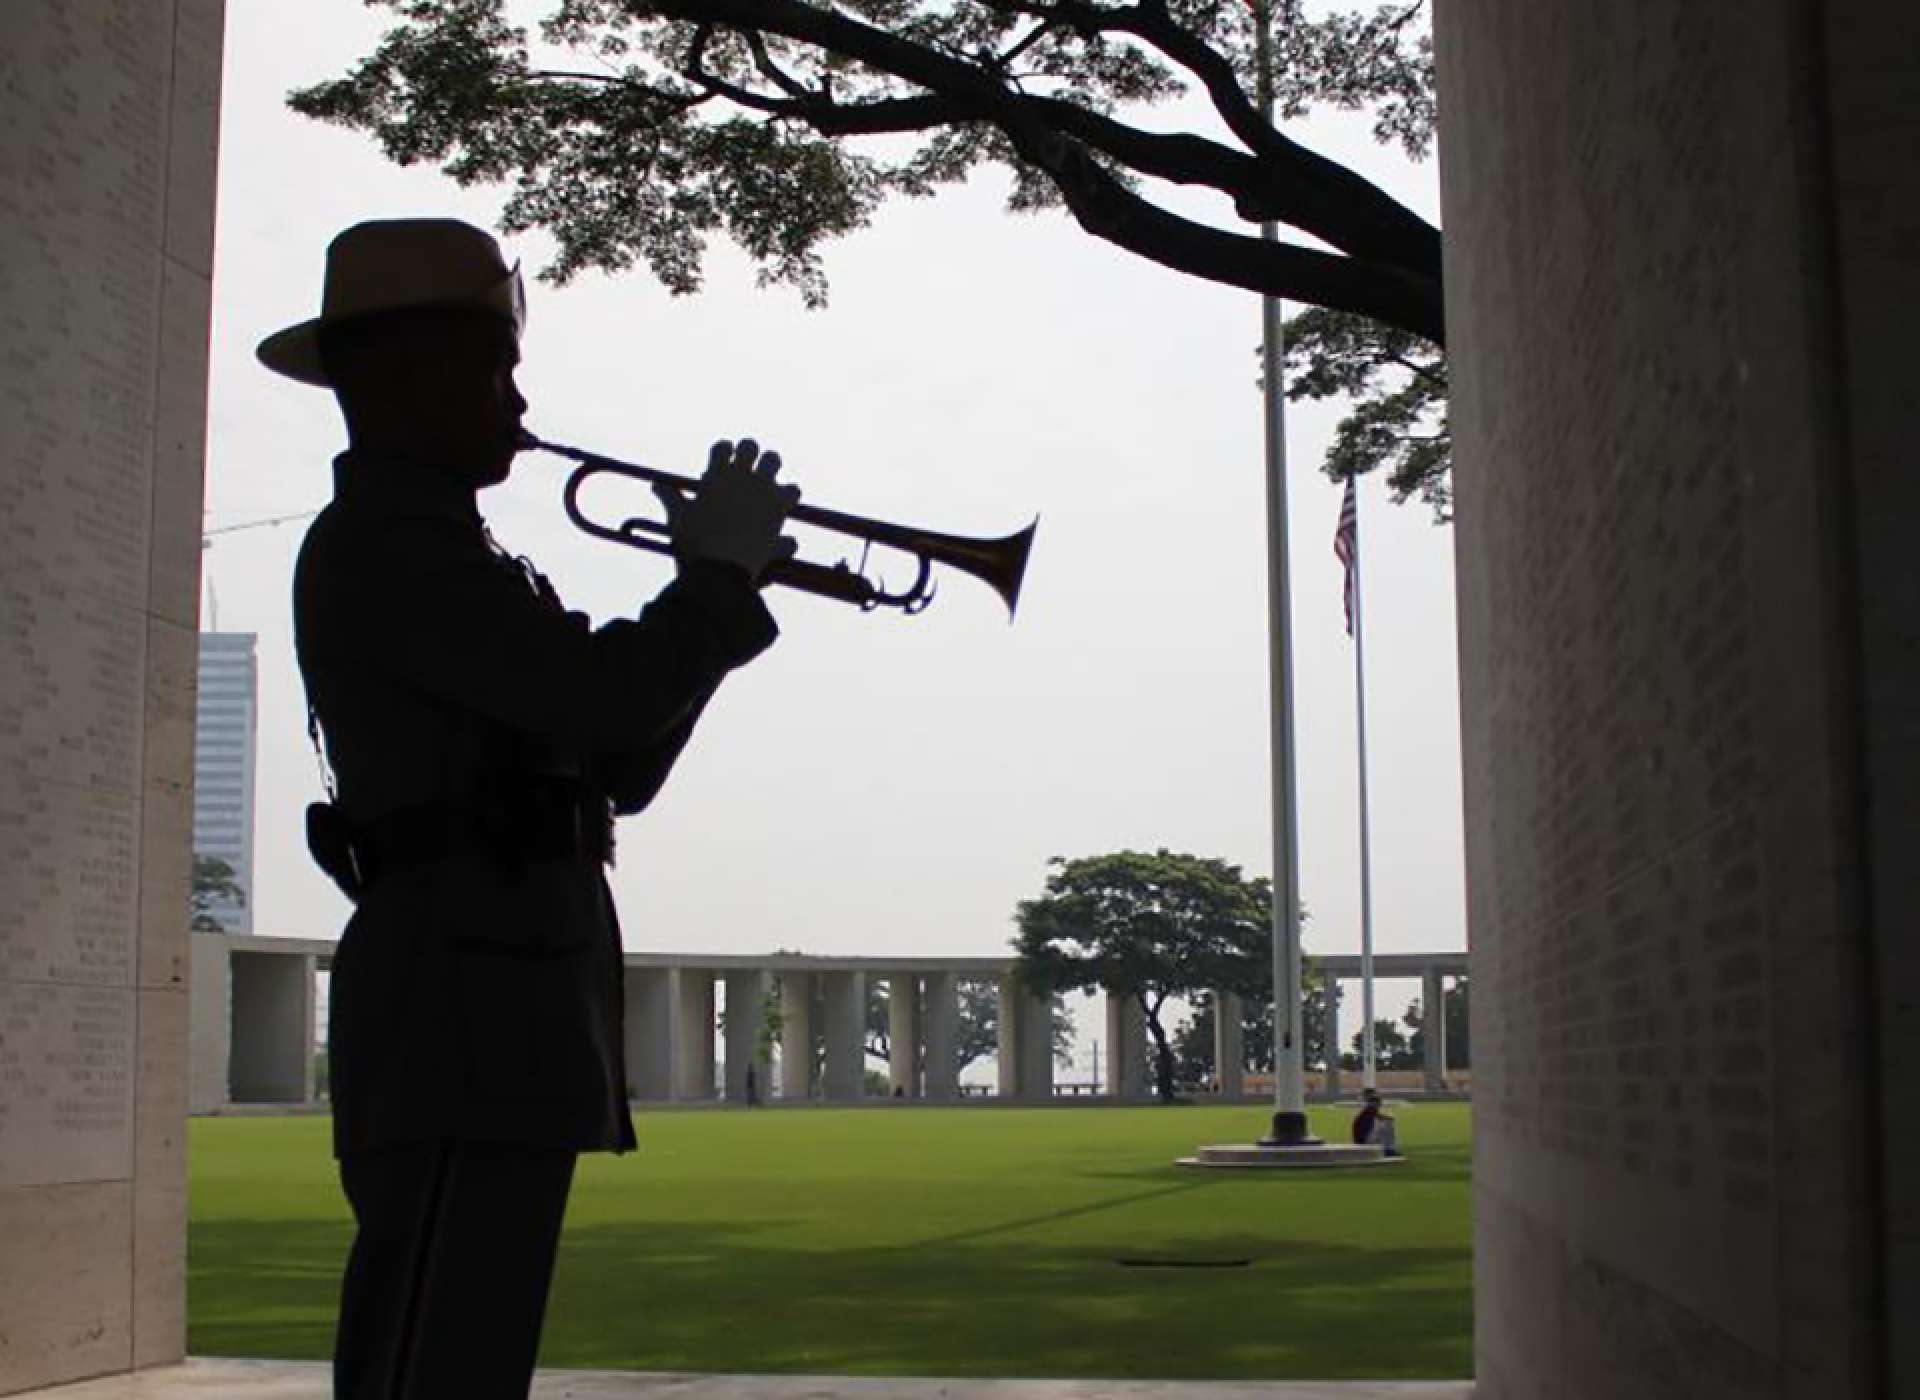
[{"xmin": 519, "ymin": 432, "xmax": 1036, "ymax": 619}]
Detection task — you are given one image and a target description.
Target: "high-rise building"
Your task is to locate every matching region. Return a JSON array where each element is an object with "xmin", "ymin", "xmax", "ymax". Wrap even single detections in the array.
[{"xmin": 193, "ymin": 632, "xmax": 259, "ymax": 934}]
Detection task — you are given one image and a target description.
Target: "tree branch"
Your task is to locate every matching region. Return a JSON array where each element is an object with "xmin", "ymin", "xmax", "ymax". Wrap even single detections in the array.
[
  {"xmin": 1014, "ymin": 127, "xmax": 1444, "ymax": 338},
  {"xmin": 641, "ymin": 0, "xmax": 1443, "ymax": 336}
]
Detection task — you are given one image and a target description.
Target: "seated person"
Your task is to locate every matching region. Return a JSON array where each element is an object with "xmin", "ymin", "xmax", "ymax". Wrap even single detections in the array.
[{"xmin": 1352, "ymin": 1087, "xmax": 1402, "ymax": 1156}]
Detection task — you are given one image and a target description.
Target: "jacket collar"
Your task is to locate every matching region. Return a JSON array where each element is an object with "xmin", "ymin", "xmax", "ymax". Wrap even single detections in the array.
[{"xmin": 332, "ymin": 450, "xmax": 482, "ymax": 526}]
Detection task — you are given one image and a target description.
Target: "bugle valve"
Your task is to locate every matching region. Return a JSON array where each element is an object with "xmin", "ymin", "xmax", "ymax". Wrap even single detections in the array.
[{"xmin": 518, "ymin": 432, "xmax": 1036, "ymax": 619}]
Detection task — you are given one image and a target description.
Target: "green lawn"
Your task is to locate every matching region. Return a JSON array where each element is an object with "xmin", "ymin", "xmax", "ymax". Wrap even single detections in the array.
[{"xmin": 190, "ymin": 1103, "xmax": 1472, "ymax": 1379}]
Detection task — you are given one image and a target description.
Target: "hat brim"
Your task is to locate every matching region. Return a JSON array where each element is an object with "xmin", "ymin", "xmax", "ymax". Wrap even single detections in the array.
[
  {"xmin": 256, "ymin": 319, "xmax": 332, "ymax": 387},
  {"xmin": 257, "ymin": 261, "xmax": 526, "ymax": 389}
]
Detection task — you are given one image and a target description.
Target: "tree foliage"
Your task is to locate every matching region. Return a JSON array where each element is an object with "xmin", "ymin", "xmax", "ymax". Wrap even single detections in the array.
[
  {"xmin": 1282, "ymin": 305, "xmax": 1449, "ymax": 519},
  {"xmin": 293, "ymin": 0, "xmax": 1443, "ymax": 340},
  {"xmin": 1171, "ymin": 961, "xmax": 1333, "ymax": 1085},
  {"xmin": 191, "ymin": 855, "xmax": 246, "ymax": 933},
  {"xmin": 1404, "ymin": 972, "xmax": 1468, "ymax": 1068},
  {"xmin": 1014, "ymin": 849, "xmax": 1271, "ymax": 1102},
  {"xmin": 864, "ymin": 977, "xmax": 1072, "ymax": 1078}
]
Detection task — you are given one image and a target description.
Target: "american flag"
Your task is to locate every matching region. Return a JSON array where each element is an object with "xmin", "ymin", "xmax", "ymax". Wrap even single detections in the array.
[{"xmin": 1333, "ymin": 476, "xmax": 1358, "ymax": 636}]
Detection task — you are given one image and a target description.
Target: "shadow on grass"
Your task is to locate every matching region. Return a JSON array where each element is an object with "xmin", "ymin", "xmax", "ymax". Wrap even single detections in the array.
[
  {"xmin": 896, "ymin": 1178, "xmax": 1219, "ymax": 1250},
  {"xmin": 191, "ymin": 1208, "xmax": 1471, "ymax": 1381}
]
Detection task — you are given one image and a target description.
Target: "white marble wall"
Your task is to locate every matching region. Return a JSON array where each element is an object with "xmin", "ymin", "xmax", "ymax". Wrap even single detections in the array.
[
  {"xmin": 0, "ymin": 0, "xmax": 223, "ymax": 1390},
  {"xmin": 1438, "ymin": 4, "xmax": 1898, "ymax": 1394}
]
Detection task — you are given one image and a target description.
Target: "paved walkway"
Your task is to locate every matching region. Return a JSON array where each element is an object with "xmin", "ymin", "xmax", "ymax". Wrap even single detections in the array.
[{"xmin": 27, "ymin": 1360, "xmax": 1473, "ymax": 1399}]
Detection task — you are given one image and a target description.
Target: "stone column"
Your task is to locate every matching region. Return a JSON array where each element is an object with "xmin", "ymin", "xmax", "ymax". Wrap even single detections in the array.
[
  {"xmin": 1105, "ymin": 992, "xmax": 1149, "ymax": 1100},
  {"xmin": 887, "ymin": 973, "xmax": 920, "ymax": 1098},
  {"xmin": 674, "ymin": 971, "xmax": 715, "ymax": 1101},
  {"xmin": 922, "ymin": 971, "xmax": 960, "ymax": 1100},
  {"xmin": 1435, "ymin": 9, "xmax": 1910, "ymax": 1393},
  {"xmin": 188, "ymin": 934, "xmax": 231, "ymax": 1114},
  {"xmin": 1324, "ymin": 978, "xmax": 1342, "ymax": 1101},
  {"xmin": 1422, "ymin": 968, "xmax": 1448, "ymax": 1092},
  {"xmin": 821, "ymin": 969, "xmax": 867, "ymax": 1103},
  {"xmin": 999, "ymin": 975, "xmax": 1053, "ymax": 1101},
  {"xmin": 228, "ymin": 952, "xmax": 313, "ymax": 1104},
  {"xmin": 0, "ymin": 2, "xmax": 224, "ymax": 1387},
  {"xmin": 777, "ymin": 971, "xmax": 813, "ymax": 1101},
  {"xmin": 624, "ymin": 966, "xmax": 678, "ymax": 1102},
  {"xmin": 723, "ymin": 969, "xmax": 772, "ymax": 1104},
  {"xmin": 1018, "ymin": 988, "xmax": 1054, "ymax": 1101},
  {"xmin": 1213, "ymin": 991, "xmax": 1245, "ymax": 1098},
  {"xmin": 996, "ymin": 974, "xmax": 1022, "ymax": 1099}
]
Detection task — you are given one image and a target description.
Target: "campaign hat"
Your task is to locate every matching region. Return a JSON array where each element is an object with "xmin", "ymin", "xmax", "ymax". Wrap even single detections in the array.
[{"xmin": 257, "ymin": 218, "xmax": 526, "ymax": 387}]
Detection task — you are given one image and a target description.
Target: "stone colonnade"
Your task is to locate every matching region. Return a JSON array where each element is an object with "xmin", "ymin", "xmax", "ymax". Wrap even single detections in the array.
[
  {"xmin": 631, "ymin": 958, "xmax": 1026, "ymax": 1104},
  {"xmin": 190, "ymin": 938, "xmax": 1470, "ymax": 1109},
  {"xmin": 1315, "ymin": 950, "xmax": 1470, "ymax": 1095}
]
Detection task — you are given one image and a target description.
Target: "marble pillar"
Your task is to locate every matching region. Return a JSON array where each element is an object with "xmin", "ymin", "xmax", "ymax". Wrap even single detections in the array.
[
  {"xmin": 996, "ymin": 975, "xmax": 1021, "ymax": 1099},
  {"xmin": 1422, "ymin": 967, "xmax": 1447, "ymax": 1092},
  {"xmin": 1018, "ymin": 988, "xmax": 1054, "ymax": 1100},
  {"xmin": 777, "ymin": 971, "xmax": 813, "ymax": 1101},
  {"xmin": 922, "ymin": 972, "xmax": 959, "ymax": 1100},
  {"xmin": 1213, "ymin": 991, "xmax": 1245, "ymax": 1098},
  {"xmin": 1437, "ymin": 6, "xmax": 1909, "ymax": 1391},
  {"xmin": 0, "ymin": 0, "xmax": 224, "ymax": 1386},
  {"xmin": 187, "ymin": 934, "xmax": 231, "ymax": 1114},
  {"xmin": 227, "ymin": 952, "xmax": 313, "ymax": 1104},
  {"xmin": 675, "ymin": 971, "xmax": 715, "ymax": 1101},
  {"xmin": 998, "ymin": 975, "xmax": 1053, "ymax": 1101},
  {"xmin": 723, "ymin": 969, "xmax": 771, "ymax": 1104},
  {"xmin": 887, "ymin": 973, "xmax": 920, "ymax": 1098},
  {"xmin": 1324, "ymin": 978, "xmax": 1342, "ymax": 1100},
  {"xmin": 624, "ymin": 966, "xmax": 678, "ymax": 1102},
  {"xmin": 821, "ymin": 969, "xmax": 866, "ymax": 1103},
  {"xmin": 1105, "ymin": 992, "xmax": 1149, "ymax": 1100}
]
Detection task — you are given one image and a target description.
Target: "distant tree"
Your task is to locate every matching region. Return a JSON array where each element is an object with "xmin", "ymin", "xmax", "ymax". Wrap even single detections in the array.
[
  {"xmin": 1347, "ymin": 1015, "xmax": 1417, "ymax": 1071},
  {"xmin": 293, "ymin": 0, "xmax": 1445, "ymax": 339},
  {"xmin": 300, "ymin": 2, "xmax": 1454, "ymax": 521},
  {"xmin": 1403, "ymin": 973, "xmax": 1470, "ymax": 1068},
  {"xmin": 1172, "ymin": 958, "xmax": 1332, "ymax": 1084},
  {"xmin": 1015, "ymin": 850, "xmax": 1271, "ymax": 1103},
  {"xmin": 864, "ymin": 978, "xmax": 1073, "ymax": 1080},
  {"xmin": 190, "ymin": 855, "xmax": 246, "ymax": 933},
  {"xmin": 1282, "ymin": 306, "xmax": 1449, "ymax": 520}
]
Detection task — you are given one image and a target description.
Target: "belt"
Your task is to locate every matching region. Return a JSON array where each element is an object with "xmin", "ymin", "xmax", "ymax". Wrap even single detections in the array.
[{"xmin": 308, "ymin": 780, "xmax": 613, "ymax": 901}]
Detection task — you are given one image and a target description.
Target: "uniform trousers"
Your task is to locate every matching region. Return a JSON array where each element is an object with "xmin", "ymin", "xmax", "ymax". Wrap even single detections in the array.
[{"xmin": 334, "ymin": 1141, "xmax": 578, "ymax": 1400}]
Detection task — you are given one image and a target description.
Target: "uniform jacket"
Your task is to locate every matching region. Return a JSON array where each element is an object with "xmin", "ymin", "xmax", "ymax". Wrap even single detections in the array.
[{"xmin": 294, "ymin": 451, "xmax": 776, "ymax": 1158}]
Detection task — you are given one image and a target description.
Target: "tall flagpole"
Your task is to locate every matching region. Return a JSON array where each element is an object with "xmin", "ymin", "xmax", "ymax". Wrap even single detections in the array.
[
  {"xmin": 1351, "ymin": 483, "xmax": 1379, "ymax": 1090},
  {"xmin": 1253, "ymin": 0, "xmax": 1309, "ymax": 1142}
]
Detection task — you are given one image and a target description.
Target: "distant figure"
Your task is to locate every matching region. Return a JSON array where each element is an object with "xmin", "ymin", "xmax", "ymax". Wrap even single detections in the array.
[
  {"xmin": 1353, "ymin": 1087, "xmax": 1401, "ymax": 1157},
  {"xmin": 745, "ymin": 1063, "xmax": 759, "ymax": 1107},
  {"xmin": 265, "ymin": 218, "xmax": 799, "ymax": 1400}
]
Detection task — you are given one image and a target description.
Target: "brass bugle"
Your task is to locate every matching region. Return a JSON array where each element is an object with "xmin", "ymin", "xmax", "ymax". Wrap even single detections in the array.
[{"xmin": 517, "ymin": 431, "xmax": 1036, "ymax": 619}]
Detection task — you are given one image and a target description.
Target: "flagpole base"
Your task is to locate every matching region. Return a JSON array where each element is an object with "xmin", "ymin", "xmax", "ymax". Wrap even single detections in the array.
[{"xmin": 1257, "ymin": 1110, "xmax": 1323, "ymax": 1148}]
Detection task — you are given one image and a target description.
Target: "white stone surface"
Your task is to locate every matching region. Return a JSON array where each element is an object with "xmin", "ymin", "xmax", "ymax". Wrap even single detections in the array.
[
  {"xmin": 625, "ymin": 967, "xmax": 679, "ymax": 1103},
  {"xmin": 887, "ymin": 972, "xmax": 920, "ymax": 1097},
  {"xmin": 14, "ymin": 1360, "xmax": 1472, "ymax": 1400},
  {"xmin": 675, "ymin": 970, "xmax": 715, "ymax": 1101},
  {"xmin": 0, "ymin": 0, "xmax": 220, "ymax": 1385},
  {"xmin": 777, "ymin": 971, "xmax": 812, "ymax": 1100},
  {"xmin": 820, "ymin": 969, "xmax": 866, "ymax": 1103},
  {"xmin": 1105, "ymin": 995, "xmax": 1148, "ymax": 1101},
  {"xmin": 722, "ymin": 969, "xmax": 771, "ymax": 1103},
  {"xmin": 921, "ymin": 971, "xmax": 958, "ymax": 1101},
  {"xmin": 1213, "ymin": 991, "xmax": 1245, "ymax": 1099}
]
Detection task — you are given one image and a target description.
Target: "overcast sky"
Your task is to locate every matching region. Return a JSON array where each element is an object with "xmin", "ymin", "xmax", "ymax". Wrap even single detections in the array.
[{"xmin": 202, "ymin": 1, "xmax": 1463, "ymax": 1058}]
